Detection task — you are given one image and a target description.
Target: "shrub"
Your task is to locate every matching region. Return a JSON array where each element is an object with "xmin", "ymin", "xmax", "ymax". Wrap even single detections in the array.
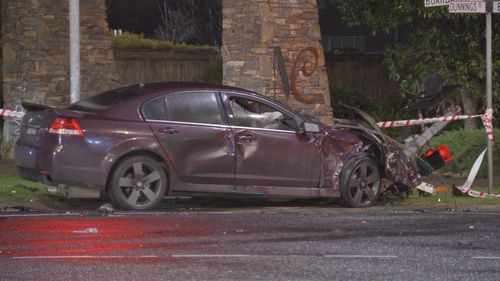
[
  {"xmin": 111, "ymin": 32, "xmax": 219, "ymax": 55},
  {"xmin": 429, "ymin": 129, "xmax": 500, "ymax": 178},
  {"xmin": 202, "ymin": 59, "xmax": 222, "ymax": 85}
]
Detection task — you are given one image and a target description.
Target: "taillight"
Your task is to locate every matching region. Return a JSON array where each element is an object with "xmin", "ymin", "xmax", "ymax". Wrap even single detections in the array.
[{"xmin": 49, "ymin": 117, "xmax": 83, "ymax": 136}]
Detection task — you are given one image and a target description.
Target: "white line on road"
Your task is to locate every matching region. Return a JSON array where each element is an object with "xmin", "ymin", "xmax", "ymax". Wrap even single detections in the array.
[
  {"xmin": 172, "ymin": 254, "xmax": 398, "ymax": 259},
  {"xmin": 13, "ymin": 255, "xmax": 158, "ymax": 259},
  {"xmin": 323, "ymin": 255, "xmax": 399, "ymax": 259},
  {"xmin": 12, "ymin": 254, "xmax": 399, "ymax": 260},
  {"xmin": 473, "ymin": 256, "xmax": 500, "ymax": 260},
  {"xmin": 172, "ymin": 254, "xmax": 252, "ymax": 258}
]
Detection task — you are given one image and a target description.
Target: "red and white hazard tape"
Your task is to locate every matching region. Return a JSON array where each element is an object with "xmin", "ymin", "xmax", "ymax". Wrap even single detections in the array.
[
  {"xmin": 0, "ymin": 108, "xmax": 25, "ymax": 119},
  {"xmin": 455, "ymin": 149, "xmax": 500, "ymax": 198},
  {"xmin": 481, "ymin": 108, "xmax": 494, "ymax": 142},
  {"xmin": 377, "ymin": 109, "xmax": 495, "ymax": 142},
  {"xmin": 378, "ymin": 112, "xmax": 485, "ymax": 128}
]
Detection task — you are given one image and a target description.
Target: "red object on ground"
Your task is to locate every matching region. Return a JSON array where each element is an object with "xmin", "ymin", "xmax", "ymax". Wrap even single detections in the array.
[{"xmin": 422, "ymin": 144, "xmax": 452, "ymax": 169}]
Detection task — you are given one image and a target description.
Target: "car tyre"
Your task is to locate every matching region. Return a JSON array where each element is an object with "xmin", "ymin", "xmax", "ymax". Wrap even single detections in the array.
[
  {"xmin": 108, "ymin": 155, "xmax": 167, "ymax": 210},
  {"xmin": 340, "ymin": 156, "xmax": 381, "ymax": 208}
]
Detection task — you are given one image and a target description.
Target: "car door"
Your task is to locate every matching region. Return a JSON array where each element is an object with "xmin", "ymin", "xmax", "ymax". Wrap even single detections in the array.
[
  {"xmin": 143, "ymin": 91, "xmax": 235, "ymax": 185},
  {"xmin": 222, "ymin": 93, "xmax": 322, "ymax": 188}
]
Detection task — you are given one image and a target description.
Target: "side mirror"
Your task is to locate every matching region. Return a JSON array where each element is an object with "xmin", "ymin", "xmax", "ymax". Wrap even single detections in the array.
[{"xmin": 297, "ymin": 121, "xmax": 320, "ymax": 134}]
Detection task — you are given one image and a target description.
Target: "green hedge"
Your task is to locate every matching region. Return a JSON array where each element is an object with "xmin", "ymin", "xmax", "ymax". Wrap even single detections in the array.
[
  {"xmin": 202, "ymin": 59, "xmax": 223, "ymax": 85},
  {"xmin": 111, "ymin": 32, "xmax": 219, "ymax": 54},
  {"xmin": 429, "ymin": 129, "xmax": 500, "ymax": 178}
]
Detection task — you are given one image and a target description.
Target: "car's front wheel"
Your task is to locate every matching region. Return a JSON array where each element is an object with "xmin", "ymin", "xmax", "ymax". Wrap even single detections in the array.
[
  {"xmin": 340, "ymin": 156, "xmax": 381, "ymax": 208},
  {"xmin": 108, "ymin": 155, "xmax": 168, "ymax": 210}
]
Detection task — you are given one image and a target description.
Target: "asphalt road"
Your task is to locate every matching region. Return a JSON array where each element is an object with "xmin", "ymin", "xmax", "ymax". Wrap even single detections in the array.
[{"xmin": 1, "ymin": 207, "xmax": 499, "ymax": 281}]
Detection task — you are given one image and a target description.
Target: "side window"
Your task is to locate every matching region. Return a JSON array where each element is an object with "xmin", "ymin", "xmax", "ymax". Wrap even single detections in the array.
[
  {"xmin": 165, "ymin": 92, "xmax": 223, "ymax": 125},
  {"xmin": 142, "ymin": 97, "xmax": 168, "ymax": 120},
  {"xmin": 142, "ymin": 92, "xmax": 224, "ymax": 125},
  {"xmin": 227, "ymin": 96, "xmax": 297, "ymax": 131}
]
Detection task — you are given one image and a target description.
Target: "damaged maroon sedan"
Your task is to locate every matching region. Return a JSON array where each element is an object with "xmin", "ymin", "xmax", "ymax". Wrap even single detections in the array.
[{"xmin": 15, "ymin": 82, "xmax": 422, "ymax": 210}]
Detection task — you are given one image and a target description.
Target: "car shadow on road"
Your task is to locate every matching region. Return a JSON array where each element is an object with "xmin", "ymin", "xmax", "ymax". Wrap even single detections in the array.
[{"xmin": 1, "ymin": 195, "xmax": 345, "ymax": 214}]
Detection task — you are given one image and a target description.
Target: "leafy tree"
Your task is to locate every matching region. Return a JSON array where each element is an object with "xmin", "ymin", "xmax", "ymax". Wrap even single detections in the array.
[{"xmin": 332, "ymin": 0, "xmax": 500, "ymax": 128}]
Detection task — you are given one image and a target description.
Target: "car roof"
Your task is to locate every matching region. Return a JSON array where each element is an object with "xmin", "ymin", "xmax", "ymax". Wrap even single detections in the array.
[{"xmin": 71, "ymin": 82, "xmax": 260, "ymax": 121}]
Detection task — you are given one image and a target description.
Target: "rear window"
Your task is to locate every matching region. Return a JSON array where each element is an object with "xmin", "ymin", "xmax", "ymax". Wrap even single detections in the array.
[
  {"xmin": 142, "ymin": 92, "xmax": 223, "ymax": 125},
  {"xmin": 67, "ymin": 85, "xmax": 144, "ymax": 113}
]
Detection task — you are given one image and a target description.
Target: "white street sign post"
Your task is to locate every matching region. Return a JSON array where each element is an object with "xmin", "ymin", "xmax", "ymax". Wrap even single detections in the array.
[
  {"xmin": 425, "ymin": 0, "xmax": 451, "ymax": 7},
  {"xmin": 494, "ymin": 1, "xmax": 500, "ymax": 12},
  {"xmin": 425, "ymin": 0, "xmax": 495, "ymax": 194},
  {"xmin": 449, "ymin": 1, "xmax": 486, "ymax": 13}
]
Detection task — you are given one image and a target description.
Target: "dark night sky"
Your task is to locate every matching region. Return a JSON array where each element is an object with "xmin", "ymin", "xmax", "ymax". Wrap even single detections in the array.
[
  {"xmin": 105, "ymin": 0, "xmax": 222, "ymax": 45},
  {"xmin": 106, "ymin": 0, "xmax": 165, "ymax": 37}
]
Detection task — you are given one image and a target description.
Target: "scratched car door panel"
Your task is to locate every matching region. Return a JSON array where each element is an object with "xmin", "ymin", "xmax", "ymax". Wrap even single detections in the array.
[
  {"xmin": 222, "ymin": 94, "xmax": 322, "ymax": 188},
  {"xmin": 144, "ymin": 92, "xmax": 235, "ymax": 185}
]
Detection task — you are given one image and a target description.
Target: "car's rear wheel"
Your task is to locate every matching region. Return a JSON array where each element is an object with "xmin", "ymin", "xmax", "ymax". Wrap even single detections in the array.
[
  {"xmin": 108, "ymin": 155, "xmax": 167, "ymax": 210},
  {"xmin": 340, "ymin": 156, "xmax": 381, "ymax": 208}
]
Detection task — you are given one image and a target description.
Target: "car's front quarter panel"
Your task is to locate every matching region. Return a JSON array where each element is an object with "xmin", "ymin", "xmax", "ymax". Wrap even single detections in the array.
[{"xmin": 318, "ymin": 128, "xmax": 366, "ymax": 195}]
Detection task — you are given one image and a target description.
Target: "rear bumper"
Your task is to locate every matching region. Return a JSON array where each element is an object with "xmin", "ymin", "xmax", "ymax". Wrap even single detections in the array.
[
  {"xmin": 15, "ymin": 143, "xmax": 59, "ymax": 184},
  {"xmin": 14, "ymin": 145, "xmax": 40, "ymax": 170},
  {"xmin": 14, "ymin": 143, "xmax": 104, "ymax": 189},
  {"xmin": 16, "ymin": 166, "xmax": 55, "ymax": 186}
]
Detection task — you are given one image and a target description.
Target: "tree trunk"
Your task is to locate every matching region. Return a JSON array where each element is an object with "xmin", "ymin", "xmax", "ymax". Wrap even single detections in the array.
[{"xmin": 460, "ymin": 88, "xmax": 478, "ymax": 131}]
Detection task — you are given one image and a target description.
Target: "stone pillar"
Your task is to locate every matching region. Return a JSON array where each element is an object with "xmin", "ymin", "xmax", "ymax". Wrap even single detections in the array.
[
  {"xmin": 1, "ymin": 0, "xmax": 118, "ymax": 157},
  {"xmin": 1, "ymin": 0, "xmax": 118, "ymax": 109},
  {"xmin": 222, "ymin": 0, "xmax": 333, "ymax": 124}
]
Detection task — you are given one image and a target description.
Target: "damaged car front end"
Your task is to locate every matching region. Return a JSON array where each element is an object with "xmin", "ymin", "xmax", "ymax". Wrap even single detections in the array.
[{"xmin": 316, "ymin": 118, "xmax": 423, "ymax": 207}]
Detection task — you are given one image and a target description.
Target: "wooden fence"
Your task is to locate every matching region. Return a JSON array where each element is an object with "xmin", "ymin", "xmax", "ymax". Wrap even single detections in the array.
[
  {"xmin": 113, "ymin": 49, "xmax": 220, "ymax": 85},
  {"xmin": 325, "ymin": 53, "xmax": 399, "ymax": 107}
]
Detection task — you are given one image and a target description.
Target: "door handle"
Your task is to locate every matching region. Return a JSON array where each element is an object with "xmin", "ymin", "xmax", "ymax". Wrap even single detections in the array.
[
  {"xmin": 238, "ymin": 134, "xmax": 257, "ymax": 143},
  {"xmin": 158, "ymin": 127, "xmax": 178, "ymax": 134}
]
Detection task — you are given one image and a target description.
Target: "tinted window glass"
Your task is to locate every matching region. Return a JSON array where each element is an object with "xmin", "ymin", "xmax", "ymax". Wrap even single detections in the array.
[
  {"xmin": 227, "ymin": 97, "xmax": 297, "ymax": 131},
  {"xmin": 165, "ymin": 92, "xmax": 223, "ymax": 125},
  {"xmin": 142, "ymin": 97, "xmax": 168, "ymax": 120},
  {"xmin": 68, "ymin": 84, "xmax": 144, "ymax": 113}
]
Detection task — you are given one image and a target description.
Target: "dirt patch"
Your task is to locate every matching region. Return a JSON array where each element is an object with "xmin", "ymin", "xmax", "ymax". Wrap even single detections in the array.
[{"xmin": 0, "ymin": 160, "xmax": 17, "ymax": 176}]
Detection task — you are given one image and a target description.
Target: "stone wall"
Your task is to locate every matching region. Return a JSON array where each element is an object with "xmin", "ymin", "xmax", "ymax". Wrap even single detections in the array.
[
  {"xmin": 2, "ymin": 0, "xmax": 118, "ymax": 109},
  {"xmin": 222, "ymin": 0, "xmax": 333, "ymax": 124}
]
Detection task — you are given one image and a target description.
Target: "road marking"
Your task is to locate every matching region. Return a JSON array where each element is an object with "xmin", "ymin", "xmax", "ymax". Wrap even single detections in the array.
[
  {"xmin": 13, "ymin": 255, "xmax": 158, "ymax": 259},
  {"xmin": 473, "ymin": 256, "xmax": 500, "ymax": 260},
  {"xmin": 172, "ymin": 254, "xmax": 398, "ymax": 259},
  {"xmin": 172, "ymin": 254, "xmax": 252, "ymax": 258},
  {"xmin": 323, "ymin": 255, "xmax": 399, "ymax": 259},
  {"xmin": 12, "ymin": 254, "xmax": 399, "ymax": 260}
]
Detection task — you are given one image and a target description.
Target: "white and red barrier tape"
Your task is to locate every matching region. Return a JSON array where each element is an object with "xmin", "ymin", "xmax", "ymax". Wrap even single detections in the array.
[
  {"xmin": 377, "ymin": 110, "xmax": 495, "ymax": 142},
  {"xmin": 0, "ymin": 108, "xmax": 25, "ymax": 119},
  {"xmin": 454, "ymin": 149, "xmax": 500, "ymax": 198},
  {"xmin": 481, "ymin": 108, "xmax": 494, "ymax": 142}
]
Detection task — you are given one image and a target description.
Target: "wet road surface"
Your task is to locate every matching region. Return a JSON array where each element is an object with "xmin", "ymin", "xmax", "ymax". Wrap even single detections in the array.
[{"xmin": 1, "ymin": 206, "xmax": 499, "ymax": 281}]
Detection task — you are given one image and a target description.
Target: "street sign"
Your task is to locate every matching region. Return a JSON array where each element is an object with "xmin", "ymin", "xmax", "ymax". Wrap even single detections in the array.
[
  {"xmin": 424, "ymin": 0, "xmax": 450, "ymax": 7},
  {"xmin": 449, "ymin": 1, "xmax": 486, "ymax": 13},
  {"xmin": 494, "ymin": 1, "xmax": 500, "ymax": 12}
]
